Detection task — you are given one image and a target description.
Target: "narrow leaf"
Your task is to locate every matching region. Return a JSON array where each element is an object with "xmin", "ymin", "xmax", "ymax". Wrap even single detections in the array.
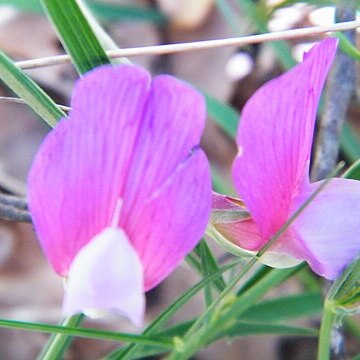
[
  {"xmin": 0, "ymin": 318, "xmax": 173, "ymax": 348},
  {"xmin": 88, "ymin": 2, "xmax": 167, "ymax": 23},
  {"xmin": 37, "ymin": 314, "xmax": 84, "ymax": 360},
  {"xmin": 327, "ymin": 255, "xmax": 360, "ymax": 309},
  {"xmin": 341, "ymin": 123, "xmax": 360, "ymax": 162},
  {"xmin": 216, "ymin": 265, "xmax": 305, "ymax": 329},
  {"xmin": 121, "ymin": 320, "xmax": 317, "ymax": 359},
  {"xmin": 41, "ymin": 0, "xmax": 111, "ymax": 75},
  {"xmin": 0, "ymin": 0, "xmax": 42, "ymax": 12},
  {"xmin": 0, "ymin": 50, "xmax": 65, "ymax": 127},
  {"xmin": 2, "ymin": 0, "xmax": 167, "ymax": 23},
  {"xmin": 335, "ymin": 32, "xmax": 360, "ymax": 62},
  {"xmin": 343, "ymin": 158, "xmax": 360, "ymax": 180},
  {"xmin": 105, "ymin": 259, "xmax": 242, "ymax": 360},
  {"xmin": 204, "ymin": 92, "xmax": 239, "ymax": 138},
  {"xmin": 222, "ymin": 321, "xmax": 317, "ymax": 338},
  {"xmin": 241, "ymin": 292, "xmax": 322, "ymax": 322},
  {"xmin": 195, "ymin": 239, "xmax": 227, "ymax": 292}
]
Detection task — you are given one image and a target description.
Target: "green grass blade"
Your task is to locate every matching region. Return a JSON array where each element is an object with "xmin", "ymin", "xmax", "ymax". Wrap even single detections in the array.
[
  {"xmin": 236, "ymin": 265, "xmax": 272, "ymax": 295},
  {"xmin": 341, "ymin": 123, "xmax": 360, "ymax": 162},
  {"xmin": 216, "ymin": 265, "xmax": 305, "ymax": 330},
  {"xmin": 37, "ymin": 314, "xmax": 84, "ymax": 360},
  {"xmin": 204, "ymin": 92, "xmax": 239, "ymax": 138},
  {"xmin": 118, "ymin": 319, "xmax": 317, "ymax": 359},
  {"xmin": 335, "ymin": 32, "xmax": 360, "ymax": 62},
  {"xmin": 221, "ymin": 321, "xmax": 317, "ymax": 338},
  {"xmin": 241, "ymin": 292, "xmax": 322, "ymax": 322},
  {"xmin": 0, "ymin": 0, "xmax": 42, "ymax": 11},
  {"xmin": 0, "ymin": 50, "xmax": 65, "ymax": 127},
  {"xmin": 194, "ymin": 239, "xmax": 227, "ymax": 292},
  {"xmin": 343, "ymin": 158, "xmax": 360, "ymax": 180},
  {"xmin": 0, "ymin": 318, "xmax": 174, "ymax": 348},
  {"xmin": 105, "ymin": 259, "xmax": 242, "ymax": 360},
  {"xmin": 1, "ymin": 0, "xmax": 167, "ymax": 23},
  {"xmin": 272, "ymin": 0, "xmax": 333, "ymax": 8},
  {"xmin": 87, "ymin": 2, "xmax": 167, "ymax": 23},
  {"xmin": 41, "ymin": 0, "xmax": 111, "ymax": 75}
]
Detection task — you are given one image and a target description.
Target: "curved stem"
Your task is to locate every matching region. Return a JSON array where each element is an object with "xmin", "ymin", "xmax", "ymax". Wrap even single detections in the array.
[
  {"xmin": 167, "ymin": 265, "xmax": 304, "ymax": 360},
  {"xmin": 37, "ymin": 314, "xmax": 84, "ymax": 360},
  {"xmin": 318, "ymin": 300, "xmax": 335, "ymax": 360}
]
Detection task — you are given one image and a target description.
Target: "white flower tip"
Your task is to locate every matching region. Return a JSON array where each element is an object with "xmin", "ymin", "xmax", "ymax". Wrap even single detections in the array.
[{"xmin": 62, "ymin": 226, "xmax": 145, "ymax": 327}]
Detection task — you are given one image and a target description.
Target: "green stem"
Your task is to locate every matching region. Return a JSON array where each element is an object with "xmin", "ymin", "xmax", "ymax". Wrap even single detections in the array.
[
  {"xmin": 317, "ymin": 300, "xmax": 335, "ymax": 360},
  {"xmin": 0, "ymin": 318, "xmax": 173, "ymax": 347},
  {"xmin": 106, "ymin": 259, "xmax": 242, "ymax": 360},
  {"xmin": 37, "ymin": 314, "xmax": 84, "ymax": 360},
  {"xmin": 167, "ymin": 265, "xmax": 303, "ymax": 360},
  {"xmin": 166, "ymin": 259, "xmax": 257, "ymax": 360}
]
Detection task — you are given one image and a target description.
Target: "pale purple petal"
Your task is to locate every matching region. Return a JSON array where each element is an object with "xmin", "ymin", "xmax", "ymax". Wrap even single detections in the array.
[
  {"xmin": 280, "ymin": 178, "xmax": 360, "ymax": 279},
  {"xmin": 232, "ymin": 38, "xmax": 338, "ymax": 242},
  {"xmin": 28, "ymin": 65, "xmax": 150, "ymax": 276},
  {"xmin": 125, "ymin": 149, "xmax": 211, "ymax": 291},
  {"xmin": 63, "ymin": 227, "xmax": 144, "ymax": 326}
]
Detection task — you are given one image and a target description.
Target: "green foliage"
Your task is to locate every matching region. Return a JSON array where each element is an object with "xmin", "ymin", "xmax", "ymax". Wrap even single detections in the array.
[
  {"xmin": 0, "ymin": 318, "xmax": 174, "ymax": 348},
  {"xmin": 0, "ymin": 50, "xmax": 65, "ymax": 127},
  {"xmin": 204, "ymin": 92, "xmax": 239, "ymax": 138},
  {"xmin": 221, "ymin": 321, "xmax": 317, "ymax": 338},
  {"xmin": 104, "ymin": 259, "xmax": 242, "ymax": 359},
  {"xmin": 41, "ymin": 0, "xmax": 111, "ymax": 75},
  {"xmin": 343, "ymin": 158, "xmax": 360, "ymax": 180},
  {"xmin": 341, "ymin": 123, "xmax": 360, "ymax": 163},
  {"xmin": 195, "ymin": 240, "xmax": 227, "ymax": 292},
  {"xmin": 336, "ymin": 32, "xmax": 360, "ymax": 62},
  {"xmin": 0, "ymin": 0, "xmax": 42, "ymax": 12},
  {"xmin": 87, "ymin": 2, "xmax": 167, "ymax": 23},
  {"xmin": 241, "ymin": 292, "xmax": 322, "ymax": 322},
  {"xmin": 0, "ymin": 0, "xmax": 166, "ymax": 23},
  {"xmin": 37, "ymin": 314, "xmax": 84, "ymax": 360},
  {"xmin": 327, "ymin": 256, "xmax": 360, "ymax": 310}
]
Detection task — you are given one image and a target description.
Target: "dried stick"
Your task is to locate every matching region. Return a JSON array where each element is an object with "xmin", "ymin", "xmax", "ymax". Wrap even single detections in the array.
[
  {"xmin": 0, "ymin": 194, "xmax": 31, "ymax": 223},
  {"xmin": 0, "ymin": 96, "xmax": 71, "ymax": 112},
  {"xmin": 311, "ymin": 3, "xmax": 357, "ymax": 181},
  {"xmin": 15, "ymin": 21, "xmax": 360, "ymax": 70}
]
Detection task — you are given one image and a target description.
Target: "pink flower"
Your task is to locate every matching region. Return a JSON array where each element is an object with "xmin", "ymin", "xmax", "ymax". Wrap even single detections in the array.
[
  {"xmin": 211, "ymin": 38, "xmax": 360, "ymax": 280},
  {"xmin": 28, "ymin": 65, "xmax": 211, "ymax": 324}
]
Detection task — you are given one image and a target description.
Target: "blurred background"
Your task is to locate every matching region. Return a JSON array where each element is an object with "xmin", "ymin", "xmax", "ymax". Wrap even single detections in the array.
[{"xmin": 0, "ymin": 0, "xmax": 359, "ymax": 359}]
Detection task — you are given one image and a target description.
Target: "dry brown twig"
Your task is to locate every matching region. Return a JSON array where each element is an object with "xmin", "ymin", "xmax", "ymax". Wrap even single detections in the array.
[{"xmin": 15, "ymin": 21, "xmax": 360, "ymax": 70}]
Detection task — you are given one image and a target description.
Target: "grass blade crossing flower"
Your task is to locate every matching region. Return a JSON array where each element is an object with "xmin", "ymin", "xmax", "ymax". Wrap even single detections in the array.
[
  {"xmin": 210, "ymin": 38, "xmax": 360, "ymax": 280},
  {"xmin": 28, "ymin": 65, "xmax": 211, "ymax": 324}
]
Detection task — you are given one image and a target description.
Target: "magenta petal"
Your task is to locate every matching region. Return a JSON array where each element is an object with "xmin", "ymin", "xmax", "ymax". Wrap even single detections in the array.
[
  {"xmin": 63, "ymin": 227, "xmax": 144, "ymax": 326},
  {"xmin": 211, "ymin": 192, "xmax": 247, "ymax": 211},
  {"xmin": 126, "ymin": 149, "xmax": 211, "ymax": 291},
  {"xmin": 29, "ymin": 64, "xmax": 211, "ymax": 295},
  {"xmin": 28, "ymin": 65, "xmax": 151, "ymax": 276},
  {"xmin": 283, "ymin": 179, "xmax": 360, "ymax": 280},
  {"xmin": 121, "ymin": 73, "xmax": 207, "ymax": 210},
  {"xmin": 232, "ymin": 38, "xmax": 338, "ymax": 241},
  {"xmin": 214, "ymin": 218, "xmax": 263, "ymax": 251}
]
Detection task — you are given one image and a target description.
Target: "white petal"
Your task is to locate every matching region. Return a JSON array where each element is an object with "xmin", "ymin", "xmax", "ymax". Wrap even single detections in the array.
[{"xmin": 63, "ymin": 227, "xmax": 144, "ymax": 326}]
